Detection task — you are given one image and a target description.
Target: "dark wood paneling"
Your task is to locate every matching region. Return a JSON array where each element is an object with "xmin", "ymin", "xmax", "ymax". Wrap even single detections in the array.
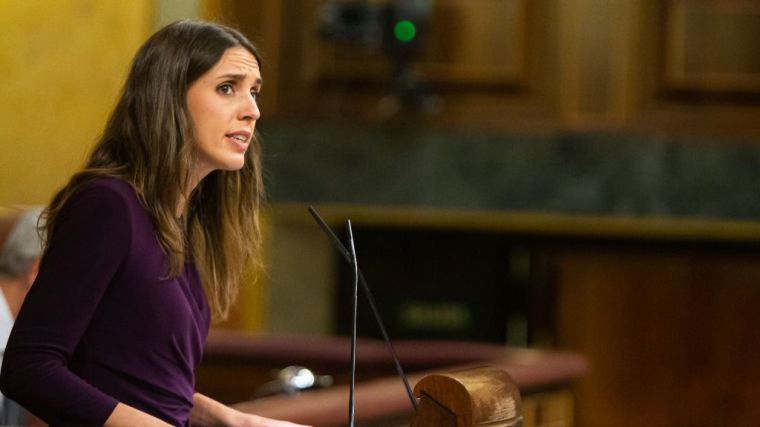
[
  {"xmin": 555, "ymin": 246, "xmax": 760, "ymax": 426},
  {"xmin": 222, "ymin": 0, "xmax": 760, "ymax": 136}
]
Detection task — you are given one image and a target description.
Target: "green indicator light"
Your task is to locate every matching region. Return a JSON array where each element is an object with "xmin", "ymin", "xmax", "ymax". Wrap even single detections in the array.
[{"xmin": 394, "ymin": 20, "xmax": 416, "ymax": 43}]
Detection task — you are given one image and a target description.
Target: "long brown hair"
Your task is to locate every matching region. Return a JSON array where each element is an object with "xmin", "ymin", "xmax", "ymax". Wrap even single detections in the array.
[{"xmin": 42, "ymin": 20, "xmax": 265, "ymax": 319}]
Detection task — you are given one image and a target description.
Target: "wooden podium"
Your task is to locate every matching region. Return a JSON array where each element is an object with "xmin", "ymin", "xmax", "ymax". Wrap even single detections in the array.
[
  {"xmin": 411, "ymin": 366, "xmax": 522, "ymax": 427},
  {"xmin": 208, "ymin": 331, "xmax": 586, "ymax": 426}
]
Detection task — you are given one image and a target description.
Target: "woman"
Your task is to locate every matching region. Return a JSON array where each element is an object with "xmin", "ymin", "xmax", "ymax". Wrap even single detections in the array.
[{"xmin": 0, "ymin": 20, "xmax": 308, "ymax": 427}]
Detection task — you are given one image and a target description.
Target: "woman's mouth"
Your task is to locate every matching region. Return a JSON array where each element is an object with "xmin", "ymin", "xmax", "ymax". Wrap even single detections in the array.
[{"xmin": 226, "ymin": 132, "xmax": 251, "ymax": 152}]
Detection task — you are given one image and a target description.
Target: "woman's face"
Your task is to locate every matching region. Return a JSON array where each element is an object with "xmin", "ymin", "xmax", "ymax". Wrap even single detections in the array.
[{"xmin": 187, "ymin": 46, "xmax": 261, "ymax": 181}]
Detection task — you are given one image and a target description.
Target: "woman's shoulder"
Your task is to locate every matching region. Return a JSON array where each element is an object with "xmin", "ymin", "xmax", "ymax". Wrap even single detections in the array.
[
  {"xmin": 49, "ymin": 177, "xmax": 142, "ymax": 245},
  {"xmin": 78, "ymin": 176, "xmax": 136, "ymax": 196},
  {"xmin": 72, "ymin": 176, "xmax": 140, "ymax": 206},
  {"xmin": 60, "ymin": 176, "xmax": 144, "ymax": 222}
]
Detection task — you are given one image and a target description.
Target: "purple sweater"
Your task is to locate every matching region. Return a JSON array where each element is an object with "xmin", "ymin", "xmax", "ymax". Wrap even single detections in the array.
[{"xmin": 0, "ymin": 177, "xmax": 211, "ymax": 426}]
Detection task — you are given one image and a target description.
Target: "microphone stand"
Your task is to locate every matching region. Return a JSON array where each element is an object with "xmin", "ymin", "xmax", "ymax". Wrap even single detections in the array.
[
  {"xmin": 308, "ymin": 206, "xmax": 417, "ymax": 412},
  {"xmin": 346, "ymin": 220, "xmax": 358, "ymax": 427}
]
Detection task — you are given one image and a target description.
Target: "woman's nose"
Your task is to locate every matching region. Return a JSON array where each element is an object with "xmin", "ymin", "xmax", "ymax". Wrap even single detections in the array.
[{"xmin": 239, "ymin": 95, "xmax": 260, "ymax": 122}]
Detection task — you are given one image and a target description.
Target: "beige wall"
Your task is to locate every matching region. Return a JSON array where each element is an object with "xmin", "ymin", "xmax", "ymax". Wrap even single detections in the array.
[
  {"xmin": 0, "ymin": 1, "xmax": 154, "ymax": 206},
  {"xmin": 0, "ymin": 0, "xmax": 232, "ymax": 207}
]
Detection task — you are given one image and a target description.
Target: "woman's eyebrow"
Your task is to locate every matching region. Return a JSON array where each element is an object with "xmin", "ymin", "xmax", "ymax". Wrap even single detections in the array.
[{"xmin": 216, "ymin": 73, "xmax": 263, "ymax": 86}]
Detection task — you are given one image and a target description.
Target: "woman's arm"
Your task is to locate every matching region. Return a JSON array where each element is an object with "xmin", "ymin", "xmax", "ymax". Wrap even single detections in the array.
[
  {"xmin": 0, "ymin": 186, "xmax": 132, "ymax": 424},
  {"xmin": 191, "ymin": 393, "xmax": 311, "ymax": 427}
]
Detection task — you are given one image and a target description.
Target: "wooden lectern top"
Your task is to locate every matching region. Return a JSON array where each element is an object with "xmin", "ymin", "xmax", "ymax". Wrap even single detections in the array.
[{"xmin": 411, "ymin": 366, "xmax": 522, "ymax": 427}]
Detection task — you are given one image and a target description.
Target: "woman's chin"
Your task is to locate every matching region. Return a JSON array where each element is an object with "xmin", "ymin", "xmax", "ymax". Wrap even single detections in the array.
[{"xmin": 219, "ymin": 157, "xmax": 246, "ymax": 172}]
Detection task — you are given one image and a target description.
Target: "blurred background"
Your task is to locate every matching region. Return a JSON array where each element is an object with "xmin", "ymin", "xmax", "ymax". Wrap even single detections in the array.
[{"xmin": 3, "ymin": 0, "xmax": 760, "ymax": 426}]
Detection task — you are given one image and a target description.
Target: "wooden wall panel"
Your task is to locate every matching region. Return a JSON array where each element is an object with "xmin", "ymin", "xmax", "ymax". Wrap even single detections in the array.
[
  {"xmin": 230, "ymin": 0, "xmax": 558, "ymax": 130},
  {"xmin": 664, "ymin": 0, "xmax": 760, "ymax": 93},
  {"xmin": 316, "ymin": 0, "xmax": 529, "ymax": 86},
  {"xmin": 555, "ymin": 246, "xmax": 760, "ymax": 426},
  {"xmin": 222, "ymin": 0, "xmax": 760, "ymax": 135},
  {"xmin": 632, "ymin": 0, "xmax": 760, "ymax": 136},
  {"xmin": 557, "ymin": 0, "xmax": 643, "ymax": 126}
]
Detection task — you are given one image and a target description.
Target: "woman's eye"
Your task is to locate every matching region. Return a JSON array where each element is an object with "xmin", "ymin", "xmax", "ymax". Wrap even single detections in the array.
[
  {"xmin": 251, "ymin": 91, "xmax": 260, "ymax": 101},
  {"xmin": 218, "ymin": 84, "xmax": 234, "ymax": 95}
]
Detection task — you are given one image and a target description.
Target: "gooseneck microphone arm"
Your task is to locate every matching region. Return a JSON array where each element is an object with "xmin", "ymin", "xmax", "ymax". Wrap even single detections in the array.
[
  {"xmin": 307, "ymin": 206, "xmax": 418, "ymax": 410},
  {"xmin": 346, "ymin": 220, "xmax": 358, "ymax": 427}
]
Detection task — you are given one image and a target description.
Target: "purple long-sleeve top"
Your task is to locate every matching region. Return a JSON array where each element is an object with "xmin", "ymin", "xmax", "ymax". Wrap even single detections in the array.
[{"xmin": 0, "ymin": 177, "xmax": 211, "ymax": 426}]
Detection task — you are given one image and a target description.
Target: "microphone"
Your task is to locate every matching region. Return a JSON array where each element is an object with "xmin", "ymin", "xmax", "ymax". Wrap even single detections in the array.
[
  {"xmin": 346, "ymin": 220, "xmax": 358, "ymax": 427},
  {"xmin": 307, "ymin": 206, "xmax": 417, "ymax": 411}
]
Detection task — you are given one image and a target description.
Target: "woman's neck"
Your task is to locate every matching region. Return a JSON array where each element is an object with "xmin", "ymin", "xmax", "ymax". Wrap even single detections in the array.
[{"xmin": 178, "ymin": 167, "xmax": 209, "ymax": 218}]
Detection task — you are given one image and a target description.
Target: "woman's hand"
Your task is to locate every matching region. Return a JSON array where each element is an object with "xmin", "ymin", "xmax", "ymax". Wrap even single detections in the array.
[
  {"xmin": 229, "ymin": 411, "xmax": 311, "ymax": 427},
  {"xmin": 192, "ymin": 392, "xmax": 312, "ymax": 427}
]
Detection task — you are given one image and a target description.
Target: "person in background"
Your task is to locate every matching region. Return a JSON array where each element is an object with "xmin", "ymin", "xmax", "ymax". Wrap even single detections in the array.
[
  {"xmin": 0, "ymin": 207, "xmax": 43, "ymax": 425},
  {"xmin": 0, "ymin": 20, "xmax": 309, "ymax": 427}
]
